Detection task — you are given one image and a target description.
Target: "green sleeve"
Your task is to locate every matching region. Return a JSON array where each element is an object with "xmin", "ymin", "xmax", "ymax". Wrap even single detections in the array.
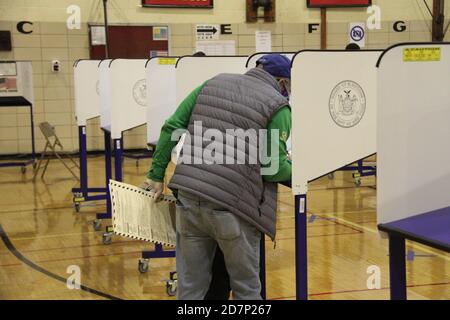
[
  {"xmin": 147, "ymin": 83, "xmax": 205, "ymax": 182},
  {"xmin": 262, "ymin": 106, "xmax": 292, "ymax": 182}
]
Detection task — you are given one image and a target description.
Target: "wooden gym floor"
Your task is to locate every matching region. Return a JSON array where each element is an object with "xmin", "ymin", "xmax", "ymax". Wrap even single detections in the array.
[{"xmin": 0, "ymin": 156, "xmax": 448, "ymax": 300}]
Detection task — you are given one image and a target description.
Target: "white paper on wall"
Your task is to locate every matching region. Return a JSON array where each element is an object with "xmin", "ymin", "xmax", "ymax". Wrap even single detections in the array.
[
  {"xmin": 91, "ymin": 26, "xmax": 106, "ymax": 45},
  {"xmin": 255, "ymin": 31, "xmax": 272, "ymax": 52},
  {"xmin": 196, "ymin": 40, "xmax": 236, "ymax": 56}
]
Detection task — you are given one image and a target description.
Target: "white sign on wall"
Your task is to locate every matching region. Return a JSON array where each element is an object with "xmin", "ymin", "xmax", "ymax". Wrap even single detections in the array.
[
  {"xmin": 196, "ymin": 24, "xmax": 220, "ymax": 41},
  {"xmin": 91, "ymin": 26, "xmax": 106, "ymax": 45},
  {"xmin": 196, "ymin": 40, "xmax": 236, "ymax": 56},
  {"xmin": 255, "ymin": 30, "xmax": 272, "ymax": 52},
  {"xmin": 349, "ymin": 23, "xmax": 366, "ymax": 48}
]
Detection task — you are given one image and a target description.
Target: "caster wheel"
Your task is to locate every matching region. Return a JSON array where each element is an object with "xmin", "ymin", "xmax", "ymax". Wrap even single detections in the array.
[
  {"xmin": 102, "ymin": 233, "xmax": 112, "ymax": 245},
  {"xmin": 354, "ymin": 179, "xmax": 362, "ymax": 187},
  {"xmin": 21, "ymin": 166, "xmax": 26, "ymax": 174},
  {"xmin": 75, "ymin": 203, "xmax": 81, "ymax": 213},
  {"xmin": 32, "ymin": 162, "xmax": 37, "ymax": 169},
  {"xmin": 93, "ymin": 219, "xmax": 102, "ymax": 231},
  {"xmin": 138, "ymin": 259, "xmax": 149, "ymax": 273},
  {"xmin": 328, "ymin": 173, "xmax": 334, "ymax": 180},
  {"xmin": 166, "ymin": 280, "xmax": 177, "ymax": 297},
  {"xmin": 136, "ymin": 160, "xmax": 139, "ymax": 167},
  {"xmin": 73, "ymin": 192, "xmax": 82, "ymax": 198}
]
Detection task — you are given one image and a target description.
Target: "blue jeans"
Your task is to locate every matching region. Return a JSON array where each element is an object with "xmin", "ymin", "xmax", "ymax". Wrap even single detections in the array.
[{"xmin": 176, "ymin": 190, "xmax": 262, "ymax": 300}]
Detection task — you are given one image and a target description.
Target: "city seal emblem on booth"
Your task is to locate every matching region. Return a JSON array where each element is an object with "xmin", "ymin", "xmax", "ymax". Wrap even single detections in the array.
[
  {"xmin": 133, "ymin": 79, "xmax": 147, "ymax": 107},
  {"xmin": 329, "ymin": 80, "xmax": 366, "ymax": 128}
]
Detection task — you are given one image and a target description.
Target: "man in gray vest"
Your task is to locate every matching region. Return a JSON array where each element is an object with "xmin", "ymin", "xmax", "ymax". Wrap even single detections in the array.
[{"xmin": 143, "ymin": 54, "xmax": 292, "ymax": 300}]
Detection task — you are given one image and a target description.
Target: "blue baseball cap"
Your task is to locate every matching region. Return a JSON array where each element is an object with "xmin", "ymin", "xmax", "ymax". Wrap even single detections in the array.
[{"xmin": 256, "ymin": 54, "xmax": 291, "ymax": 79}]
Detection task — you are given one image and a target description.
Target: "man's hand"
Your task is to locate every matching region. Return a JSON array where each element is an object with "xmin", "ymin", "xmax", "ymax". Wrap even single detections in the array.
[{"xmin": 141, "ymin": 178, "xmax": 164, "ymax": 201}]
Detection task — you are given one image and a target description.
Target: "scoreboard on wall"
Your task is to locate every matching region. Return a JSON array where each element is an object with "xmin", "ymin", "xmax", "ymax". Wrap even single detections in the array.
[
  {"xmin": 142, "ymin": 0, "xmax": 213, "ymax": 8},
  {"xmin": 307, "ymin": 0, "xmax": 371, "ymax": 7}
]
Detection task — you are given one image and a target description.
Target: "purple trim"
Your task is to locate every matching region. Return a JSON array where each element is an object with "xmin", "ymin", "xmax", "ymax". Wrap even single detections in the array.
[{"xmin": 379, "ymin": 206, "xmax": 450, "ymax": 252}]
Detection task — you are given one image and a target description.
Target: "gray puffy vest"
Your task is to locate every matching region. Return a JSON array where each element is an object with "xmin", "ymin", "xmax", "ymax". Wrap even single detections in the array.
[{"xmin": 168, "ymin": 68, "xmax": 289, "ymax": 240}]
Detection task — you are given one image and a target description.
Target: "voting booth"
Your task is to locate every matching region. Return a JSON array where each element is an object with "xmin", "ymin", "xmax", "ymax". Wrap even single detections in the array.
[
  {"xmin": 0, "ymin": 61, "xmax": 35, "ymax": 171},
  {"xmin": 289, "ymin": 50, "xmax": 381, "ymax": 300},
  {"xmin": 100, "ymin": 58, "xmax": 177, "ymax": 256},
  {"xmin": 176, "ymin": 56, "xmax": 248, "ymax": 105},
  {"xmin": 108, "ymin": 59, "xmax": 148, "ymax": 141},
  {"xmin": 291, "ymin": 50, "xmax": 381, "ymax": 195},
  {"xmin": 96, "ymin": 59, "xmax": 149, "ymax": 238},
  {"xmin": 376, "ymin": 43, "xmax": 450, "ymax": 300},
  {"xmin": 146, "ymin": 57, "xmax": 178, "ymax": 145},
  {"xmin": 72, "ymin": 60, "xmax": 108, "ymax": 211},
  {"xmin": 74, "ymin": 60, "xmax": 102, "ymax": 127}
]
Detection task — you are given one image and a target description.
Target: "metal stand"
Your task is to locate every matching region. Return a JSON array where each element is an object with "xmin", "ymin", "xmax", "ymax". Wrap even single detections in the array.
[
  {"xmin": 295, "ymin": 194, "xmax": 308, "ymax": 300},
  {"xmin": 330, "ymin": 159, "xmax": 377, "ymax": 186},
  {"xmin": 72, "ymin": 125, "xmax": 108, "ymax": 212}
]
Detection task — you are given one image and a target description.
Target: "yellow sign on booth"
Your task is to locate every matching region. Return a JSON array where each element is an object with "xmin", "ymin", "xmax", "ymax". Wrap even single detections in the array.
[
  {"xmin": 158, "ymin": 58, "xmax": 177, "ymax": 65},
  {"xmin": 403, "ymin": 48, "xmax": 441, "ymax": 62}
]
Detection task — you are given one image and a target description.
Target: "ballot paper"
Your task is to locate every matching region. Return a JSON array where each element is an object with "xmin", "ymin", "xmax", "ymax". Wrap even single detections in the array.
[{"xmin": 109, "ymin": 180, "xmax": 177, "ymax": 247}]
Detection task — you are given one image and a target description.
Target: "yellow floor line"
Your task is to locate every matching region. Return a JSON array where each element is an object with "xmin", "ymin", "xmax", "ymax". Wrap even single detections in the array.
[{"xmin": 319, "ymin": 212, "xmax": 450, "ymax": 262}]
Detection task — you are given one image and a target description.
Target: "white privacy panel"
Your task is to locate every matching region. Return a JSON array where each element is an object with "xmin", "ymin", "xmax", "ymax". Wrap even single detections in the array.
[
  {"xmin": 108, "ymin": 59, "xmax": 147, "ymax": 139},
  {"xmin": 377, "ymin": 43, "xmax": 450, "ymax": 224},
  {"xmin": 99, "ymin": 59, "xmax": 112, "ymax": 132},
  {"xmin": 176, "ymin": 56, "xmax": 248, "ymax": 105},
  {"xmin": 245, "ymin": 52, "xmax": 295, "ymax": 70},
  {"xmin": 146, "ymin": 57, "xmax": 178, "ymax": 145},
  {"xmin": 0, "ymin": 61, "xmax": 33, "ymax": 103},
  {"xmin": 74, "ymin": 60, "xmax": 101, "ymax": 126},
  {"xmin": 291, "ymin": 50, "xmax": 381, "ymax": 195}
]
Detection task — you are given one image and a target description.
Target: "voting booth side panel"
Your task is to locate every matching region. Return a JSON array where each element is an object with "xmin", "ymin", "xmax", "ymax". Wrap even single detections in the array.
[
  {"xmin": 146, "ymin": 58, "xmax": 178, "ymax": 145},
  {"xmin": 109, "ymin": 59, "xmax": 148, "ymax": 140},
  {"xmin": 291, "ymin": 51, "xmax": 380, "ymax": 195},
  {"xmin": 99, "ymin": 60, "xmax": 112, "ymax": 132},
  {"xmin": 175, "ymin": 56, "xmax": 248, "ymax": 105},
  {"xmin": 377, "ymin": 43, "xmax": 450, "ymax": 224},
  {"xmin": 74, "ymin": 60, "xmax": 101, "ymax": 126},
  {"xmin": 17, "ymin": 62, "xmax": 34, "ymax": 105}
]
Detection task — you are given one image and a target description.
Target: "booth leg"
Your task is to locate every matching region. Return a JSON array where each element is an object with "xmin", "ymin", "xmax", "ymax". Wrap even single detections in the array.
[
  {"xmin": 113, "ymin": 138, "xmax": 123, "ymax": 182},
  {"xmin": 95, "ymin": 131, "xmax": 112, "ymax": 228},
  {"xmin": 105, "ymin": 131, "xmax": 112, "ymax": 217},
  {"xmin": 259, "ymin": 232, "xmax": 266, "ymax": 300},
  {"xmin": 389, "ymin": 234, "xmax": 407, "ymax": 300},
  {"xmin": 30, "ymin": 103, "xmax": 36, "ymax": 165},
  {"xmin": 79, "ymin": 126, "xmax": 88, "ymax": 195},
  {"xmin": 295, "ymin": 194, "xmax": 308, "ymax": 300}
]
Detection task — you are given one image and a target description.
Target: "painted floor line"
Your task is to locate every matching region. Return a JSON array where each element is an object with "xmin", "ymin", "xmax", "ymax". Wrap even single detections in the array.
[
  {"xmin": 270, "ymin": 281, "xmax": 450, "ymax": 300},
  {"xmin": 0, "ymin": 224, "xmax": 122, "ymax": 300},
  {"xmin": 320, "ymin": 213, "xmax": 450, "ymax": 262}
]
